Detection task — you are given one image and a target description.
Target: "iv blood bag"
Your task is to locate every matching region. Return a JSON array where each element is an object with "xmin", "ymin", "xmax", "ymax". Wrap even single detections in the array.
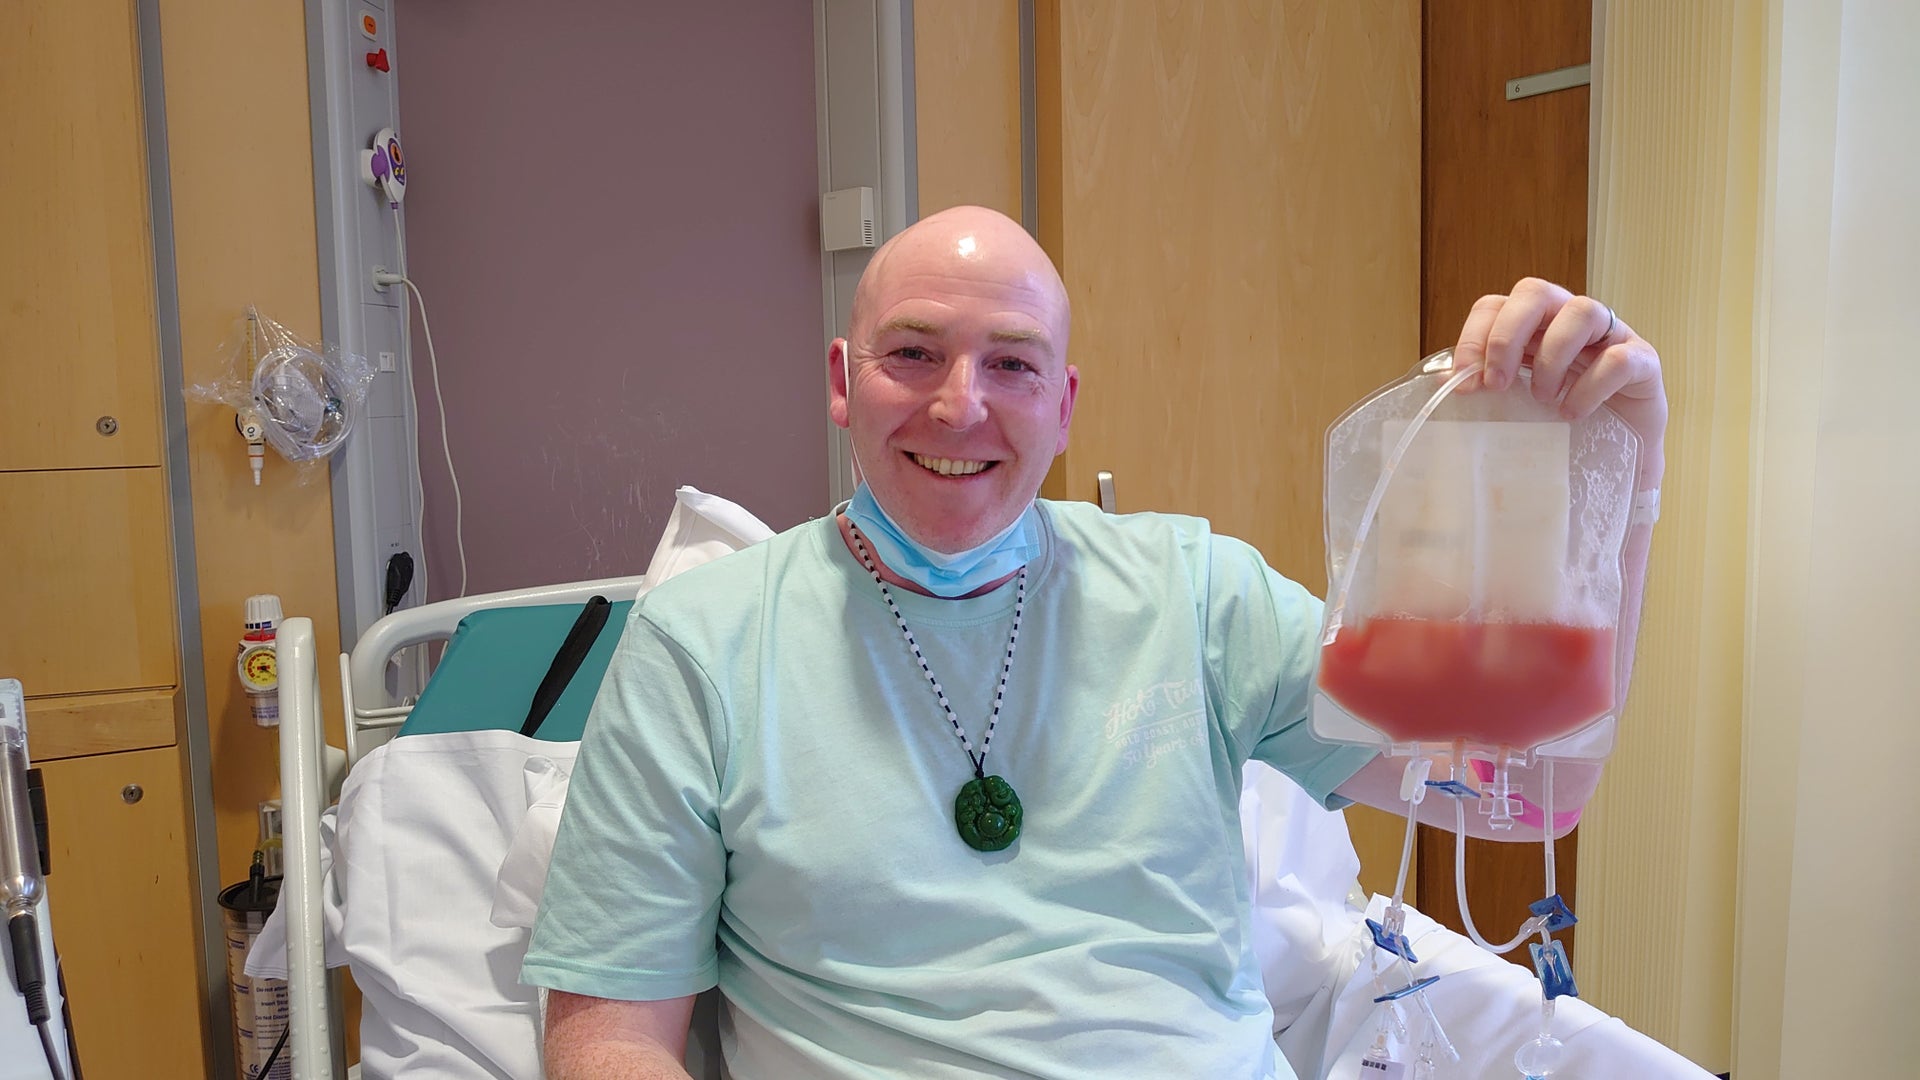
[{"xmin": 1312, "ymin": 351, "xmax": 1640, "ymax": 762}]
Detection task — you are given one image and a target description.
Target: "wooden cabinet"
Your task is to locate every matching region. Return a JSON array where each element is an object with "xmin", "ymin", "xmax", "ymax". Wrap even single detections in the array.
[
  {"xmin": 0, "ymin": 0, "xmax": 163, "ymax": 471},
  {"xmin": 38, "ymin": 748, "xmax": 208, "ymax": 1077},
  {"xmin": 4, "ymin": 0, "xmax": 210, "ymax": 1071},
  {"xmin": 0, "ymin": 470, "xmax": 180, "ymax": 698}
]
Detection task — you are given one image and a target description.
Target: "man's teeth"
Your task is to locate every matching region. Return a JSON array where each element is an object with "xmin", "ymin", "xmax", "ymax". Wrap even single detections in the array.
[{"xmin": 912, "ymin": 454, "xmax": 992, "ymax": 477}]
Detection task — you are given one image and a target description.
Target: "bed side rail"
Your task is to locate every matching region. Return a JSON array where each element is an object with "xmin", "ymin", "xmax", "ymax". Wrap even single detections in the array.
[
  {"xmin": 277, "ymin": 617, "xmax": 338, "ymax": 1080},
  {"xmin": 341, "ymin": 576, "xmax": 648, "ymax": 764}
]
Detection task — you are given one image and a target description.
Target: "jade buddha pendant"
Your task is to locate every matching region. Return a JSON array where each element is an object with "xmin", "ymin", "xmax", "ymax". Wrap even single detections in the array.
[{"xmin": 954, "ymin": 775, "xmax": 1023, "ymax": 852}]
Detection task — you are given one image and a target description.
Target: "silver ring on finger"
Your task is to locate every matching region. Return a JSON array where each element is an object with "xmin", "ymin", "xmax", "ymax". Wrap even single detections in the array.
[{"xmin": 1600, "ymin": 302, "xmax": 1617, "ymax": 342}]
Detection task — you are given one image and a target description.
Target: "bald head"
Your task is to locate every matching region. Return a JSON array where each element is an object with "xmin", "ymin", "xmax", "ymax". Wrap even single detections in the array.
[
  {"xmin": 828, "ymin": 205, "xmax": 1080, "ymax": 555},
  {"xmin": 849, "ymin": 206, "xmax": 1070, "ymax": 354}
]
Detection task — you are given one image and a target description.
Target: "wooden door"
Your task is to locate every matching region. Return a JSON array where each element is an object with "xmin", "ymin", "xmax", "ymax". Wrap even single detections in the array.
[
  {"xmin": 1032, "ymin": 1, "xmax": 1423, "ymax": 896},
  {"xmin": 39, "ymin": 747, "xmax": 208, "ymax": 1076},
  {"xmin": 1414, "ymin": 0, "xmax": 1593, "ymax": 964}
]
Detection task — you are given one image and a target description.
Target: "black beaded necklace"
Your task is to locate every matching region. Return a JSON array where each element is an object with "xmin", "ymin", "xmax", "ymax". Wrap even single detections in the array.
[{"xmin": 847, "ymin": 522, "xmax": 1026, "ymax": 852}]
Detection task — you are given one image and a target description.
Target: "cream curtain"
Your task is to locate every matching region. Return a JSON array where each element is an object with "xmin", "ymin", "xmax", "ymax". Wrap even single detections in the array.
[
  {"xmin": 1585, "ymin": 2, "xmax": 1918, "ymax": 1077},
  {"xmin": 1579, "ymin": 3, "xmax": 1762, "ymax": 1073}
]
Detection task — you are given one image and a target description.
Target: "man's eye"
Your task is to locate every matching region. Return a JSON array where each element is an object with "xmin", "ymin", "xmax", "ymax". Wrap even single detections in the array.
[
  {"xmin": 894, "ymin": 347, "xmax": 934, "ymax": 362},
  {"xmin": 994, "ymin": 357, "xmax": 1035, "ymax": 373}
]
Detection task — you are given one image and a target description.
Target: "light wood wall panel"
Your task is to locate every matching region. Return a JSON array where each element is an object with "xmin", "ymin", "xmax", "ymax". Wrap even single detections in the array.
[
  {"xmin": 157, "ymin": 0, "xmax": 362, "ymax": 1056},
  {"xmin": 1037, "ymin": 0, "xmax": 1420, "ymax": 587},
  {"xmin": 1577, "ymin": 3, "xmax": 1762, "ymax": 1072},
  {"xmin": 1034, "ymin": 1, "xmax": 1421, "ymax": 896},
  {"xmin": 0, "ymin": 0, "xmax": 164, "ymax": 471},
  {"xmin": 0, "ymin": 469, "xmax": 178, "ymax": 697},
  {"xmin": 914, "ymin": 1, "xmax": 1023, "ymax": 220},
  {"xmin": 156, "ymin": 0, "xmax": 346, "ymax": 891}
]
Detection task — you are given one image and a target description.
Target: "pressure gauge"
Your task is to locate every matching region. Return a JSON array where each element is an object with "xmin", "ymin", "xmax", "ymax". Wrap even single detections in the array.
[{"xmin": 237, "ymin": 641, "xmax": 278, "ymax": 692}]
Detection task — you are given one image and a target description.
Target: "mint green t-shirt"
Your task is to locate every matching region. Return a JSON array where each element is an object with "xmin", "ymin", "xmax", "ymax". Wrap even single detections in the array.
[{"xmin": 523, "ymin": 501, "xmax": 1374, "ymax": 1079}]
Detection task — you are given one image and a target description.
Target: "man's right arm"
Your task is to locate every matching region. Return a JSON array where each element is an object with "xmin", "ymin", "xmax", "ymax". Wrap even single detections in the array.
[
  {"xmin": 530, "ymin": 612, "xmax": 729, "ymax": 1076},
  {"xmin": 544, "ymin": 991, "xmax": 698, "ymax": 1080}
]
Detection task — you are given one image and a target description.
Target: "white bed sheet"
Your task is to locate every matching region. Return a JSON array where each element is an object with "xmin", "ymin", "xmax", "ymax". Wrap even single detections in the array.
[
  {"xmin": 251, "ymin": 730, "xmax": 582, "ymax": 1079},
  {"xmin": 1279, "ymin": 891, "xmax": 1714, "ymax": 1078}
]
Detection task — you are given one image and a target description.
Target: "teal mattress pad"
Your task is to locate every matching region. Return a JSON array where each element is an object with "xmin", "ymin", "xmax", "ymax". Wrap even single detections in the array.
[{"xmin": 397, "ymin": 600, "xmax": 633, "ymax": 742}]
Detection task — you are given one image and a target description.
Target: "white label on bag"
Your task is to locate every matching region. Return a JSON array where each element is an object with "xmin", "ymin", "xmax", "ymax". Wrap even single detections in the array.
[
  {"xmin": 1373, "ymin": 419, "xmax": 1476, "ymax": 619},
  {"xmin": 1476, "ymin": 421, "xmax": 1571, "ymax": 619},
  {"xmin": 1374, "ymin": 420, "xmax": 1569, "ymax": 621}
]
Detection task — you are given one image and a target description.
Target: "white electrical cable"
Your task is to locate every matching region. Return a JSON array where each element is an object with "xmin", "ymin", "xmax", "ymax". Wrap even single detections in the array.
[
  {"xmin": 393, "ymin": 209, "xmax": 431, "ymax": 603},
  {"xmin": 402, "ymin": 277, "xmax": 467, "ymax": 599}
]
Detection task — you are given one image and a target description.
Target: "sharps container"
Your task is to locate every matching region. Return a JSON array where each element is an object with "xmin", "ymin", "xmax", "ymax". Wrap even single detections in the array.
[{"xmin": 219, "ymin": 852, "xmax": 291, "ymax": 1079}]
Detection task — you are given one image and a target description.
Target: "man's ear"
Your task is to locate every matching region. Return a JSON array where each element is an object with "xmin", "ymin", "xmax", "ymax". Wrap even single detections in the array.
[
  {"xmin": 828, "ymin": 338, "xmax": 852, "ymax": 430},
  {"xmin": 1054, "ymin": 364, "xmax": 1080, "ymax": 455}
]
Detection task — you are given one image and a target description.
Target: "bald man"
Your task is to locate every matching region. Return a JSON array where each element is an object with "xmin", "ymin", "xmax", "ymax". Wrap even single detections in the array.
[{"xmin": 525, "ymin": 207, "xmax": 1672, "ymax": 1079}]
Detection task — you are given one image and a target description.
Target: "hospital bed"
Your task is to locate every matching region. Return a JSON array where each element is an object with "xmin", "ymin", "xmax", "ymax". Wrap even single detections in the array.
[
  {"xmin": 268, "ymin": 574, "xmax": 646, "ymax": 1080},
  {"xmin": 257, "ymin": 515, "xmax": 1713, "ymax": 1079}
]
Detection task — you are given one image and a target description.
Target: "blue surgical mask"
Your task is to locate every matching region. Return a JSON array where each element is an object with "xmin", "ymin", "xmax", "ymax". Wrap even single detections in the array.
[{"xmin": 845, "ymin": 483, "xmax": 1043, "ymax": 597}]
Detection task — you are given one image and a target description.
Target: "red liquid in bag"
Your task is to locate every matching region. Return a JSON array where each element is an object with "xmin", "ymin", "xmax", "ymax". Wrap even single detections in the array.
[{"xmin": 1317, "ymin": 617, "xmax": 1616, "ymax": 747}]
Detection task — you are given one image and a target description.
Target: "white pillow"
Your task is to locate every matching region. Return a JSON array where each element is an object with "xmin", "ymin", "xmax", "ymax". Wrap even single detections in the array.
[{"xmin": 639, "ymin": 486, "xmax": 775, "ymax": 600}]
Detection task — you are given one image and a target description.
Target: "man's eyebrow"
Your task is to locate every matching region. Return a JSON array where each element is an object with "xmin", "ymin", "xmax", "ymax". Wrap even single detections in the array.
[
  {"xmin": 871, "ymin": 317, "xmax": 1055, "ymax": 357},
  {"xmin": 988, "ymin": 328, "xmax": 1054, "ymax": 356},
  {"xmin": 874, "ymin": 316, "xmax": 942, "ymax": 337}
]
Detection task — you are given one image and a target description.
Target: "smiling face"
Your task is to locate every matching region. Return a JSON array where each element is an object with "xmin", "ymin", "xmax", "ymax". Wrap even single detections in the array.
[{"xmin": 829, "ymin": 207, "xmax": 1078, "ymax": 553}]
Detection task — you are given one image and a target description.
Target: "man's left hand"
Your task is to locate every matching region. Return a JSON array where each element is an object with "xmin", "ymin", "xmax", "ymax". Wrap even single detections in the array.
[{"xmin": 1450, "ymin": 277, "xmax": 1668, "ymax": 451}]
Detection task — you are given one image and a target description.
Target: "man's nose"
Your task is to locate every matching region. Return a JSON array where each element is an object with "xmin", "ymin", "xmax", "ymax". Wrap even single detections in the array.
[{"xmin": 928, "ymin": 357, "xmax": 988, "ymax": 429}]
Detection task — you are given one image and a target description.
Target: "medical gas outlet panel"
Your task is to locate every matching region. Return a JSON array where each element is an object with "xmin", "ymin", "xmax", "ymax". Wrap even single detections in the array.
[{"xmin": 307, "ymin": 0, "xmax": 426, "ymax": 681}]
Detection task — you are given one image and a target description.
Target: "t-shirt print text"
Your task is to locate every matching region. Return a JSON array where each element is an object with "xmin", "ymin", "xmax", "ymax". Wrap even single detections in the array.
[{"xmin": 1103, "ymin": 679, "xmax": 1206, "ymax": 768}]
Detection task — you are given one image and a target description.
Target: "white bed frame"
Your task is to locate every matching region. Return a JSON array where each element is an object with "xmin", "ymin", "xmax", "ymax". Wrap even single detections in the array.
[{"xmin": 275, "ymin": 576, "xmax": 647, "ymax": 1080}]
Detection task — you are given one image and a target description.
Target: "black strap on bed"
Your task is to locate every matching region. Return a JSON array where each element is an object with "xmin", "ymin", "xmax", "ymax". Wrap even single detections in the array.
[{"xmin": 520, "ymin": 595, "xmax": 614, "ymax": 737}]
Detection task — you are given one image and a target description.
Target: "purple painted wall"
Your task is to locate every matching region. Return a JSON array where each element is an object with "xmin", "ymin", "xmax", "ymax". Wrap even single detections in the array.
[{"xmin": 398, "ymin": 1, "xmax": 826, "ymax": 596}]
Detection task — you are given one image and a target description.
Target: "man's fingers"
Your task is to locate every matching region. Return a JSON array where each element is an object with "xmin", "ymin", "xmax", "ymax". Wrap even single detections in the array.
[
  {"xmin": 1559, "ymin": 342, "xmax": 1651, "ymax": 419},
  {"xmin": 1451, "ymin": 294, "xmax": 1507, "ymax": 391},
  {"xmin": 1480, "ymin": 278, "xmax": 1570, "ymax": 391},
  {"xmin": 1532, "ymin": 296, "xmax": 1612, "ymax": 405}
]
